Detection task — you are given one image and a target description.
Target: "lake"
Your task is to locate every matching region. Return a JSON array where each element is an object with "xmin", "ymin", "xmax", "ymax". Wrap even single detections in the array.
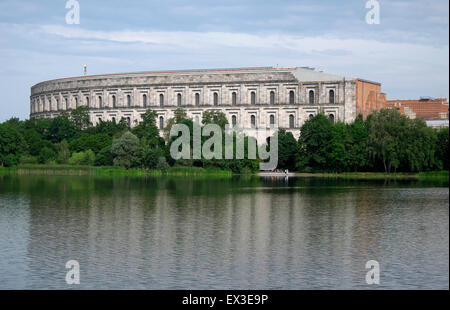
[{"xmin": 0, "ymin": 175, "xmax": 448, "ymax": 289}]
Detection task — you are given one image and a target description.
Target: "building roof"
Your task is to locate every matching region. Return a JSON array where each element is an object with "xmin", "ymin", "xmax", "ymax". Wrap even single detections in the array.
[
  {"xmin": 383, "ymin": 98, "xmax": 449, "ymax": 121},
  {"xmin": 32, "ymin": 66, "xmax": 351, "ymax": 87}
]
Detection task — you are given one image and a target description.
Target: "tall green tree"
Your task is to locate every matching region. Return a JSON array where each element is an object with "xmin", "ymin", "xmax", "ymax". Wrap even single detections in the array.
[
  {"xmin": 436, "ymin": 127, "xmax": 449, "ymax": 170},
  {"xmin": 56, "ymin": 139, "xmax": 70, "ymax": 164},
  {"xmin": 163, "ymin": 108, "xmax": 190, "ymax": 141},
  {"xmin": 328, "ymin": 122, "xmax": 352, "ymax": 172},
  {"xmin": 111, "ymin": 131, "xmax": 140, "ymax": 169},
  {"xmin": 0, "ymin": 123, "xmax": 25, "ymax": 166},
  {"xmin": 276, "ymin": 129, "xmax": 298, "ymax": 171},
  {"xmin": 70, "ymin": 106, "xmax": 91, "ymax": 131},
  {"xmin": 132, "ymin": 109, "xmax": 163, "ymax": 147},
  {"xmin": 347, "ymin": 115, "xmax": 369, "ymax": 171},
  {"xmin": 202, "ymin": 110, "xmax": 229, "ymax": 130},
  {"xmin": 298, "ymin": 114, "xmax": 333, "ymax": 171},
  {"xmin": 366, "ymin": 109, "xmax": 407, "ymax": 173},
  {"xmin": 69, "ymin": 133, "xmax": 112, "ymax": 154}
]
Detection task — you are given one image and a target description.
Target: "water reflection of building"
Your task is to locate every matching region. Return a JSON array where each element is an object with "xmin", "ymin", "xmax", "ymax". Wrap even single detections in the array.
[{"xmin": 24, "ymin": 177, "xmax": 390, "ymax": 289}]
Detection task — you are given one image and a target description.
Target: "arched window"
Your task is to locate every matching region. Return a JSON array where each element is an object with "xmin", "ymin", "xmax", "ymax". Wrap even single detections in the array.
[
  {"xmin": 98, "ymin": 96, "xmax": 102, "ymax": 108},
  {"xmin": 289, "ymin": 90, "xmax": 295, "ymax": 104},
  {"xmin": 159, "ymin": 116, "xmax": 164, "ymax": 129},
  {"xmin": 269, "ymin": 114, "xmax": 275, "ymax": 128},
  {"xmin": 232, "ymin": 92, "xmax": 237, "ymax": 105},
  {"xmin": 309, "ymin": 90, "xmax": 314, "ymax": 104},
  {"xmin": 112, "ymin": 117, "xmax": 116, "ymax": 123},
  {"xmin": 127, "ymin": 95, "xmax": 131, "ymax": 107},
  {"xmin": 251, "ymin": 91, "xmax": 256, "ymax": 105},
  {"xmin": 232, "ymin": 115, "xmax": 237, "ymax": 127},
  {"xmin": 213, "ymin": 92, "xmax": 218, "ymax": 106},
  {"xmin": 65, "ymin": 98, "xmax": 68, "ymax": 110},
  {"xmin": 159, "ymin": 94, "xmax": 164, "ymax": 107},
  {"xmin": 86, "ymin": 97, "xmax": 90, "ymax": 107},
  {"xmin": 270, "ymin": 91, "xmax": 275, "ymax": 105},
  {"xmin": 195, "ymin": 93, "xmax": 200, "ymax": 106},
  {"xmin": 329, "ymin": 89, "xmax": 335, "ymax": 104},
  {"xmin": 309, "ymin": 114, "xmax": 314, "ymax": 120},
  {"xmin": 75, "ymin": 97, "xmax": 78, "ymax": 107},
  {"xmin": 177, "ymin": 93, "xmax": 182, "ymax": 107},
  {"xmin": 329, "ymin": 114, "xmax": 335, "ymax": 124},
  {"xmin": 194, "ymin": 115, "xmax": 200, "ymax": 123},
  {"xmin": 289, "ymin": 114, "xmax": 295, "ymax": 128},
  {"xmin": 143, "ymin": 94, "xmax": 147, "ymax": 107},
  {"xmin": 98, "ymin": 118, "xmax": 102, "ymax": 124},
  {"xmin": 250, "ymin": 115, "xmax": 256, "ymax": 128},
  {"xmin": 126, "ymin": 117, "xmax": 131, "ymax": 127},
  {"xmin": 56, "ymin": 99, "xmax": 60, "ymax": 110},
  {"xmin": 112, "ymin": 95, "xmax": 116, "ymax": 108}
]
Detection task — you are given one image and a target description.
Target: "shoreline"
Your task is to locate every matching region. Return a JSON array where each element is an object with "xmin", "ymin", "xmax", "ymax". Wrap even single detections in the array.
[{"xmin": 1, "ymin": 165, "xmax": 448, "ymax": 181}]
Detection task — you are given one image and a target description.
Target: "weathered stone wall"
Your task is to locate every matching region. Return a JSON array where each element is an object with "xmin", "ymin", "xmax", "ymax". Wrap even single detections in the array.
[{"xmin": 30, "ymin": 67, "xmax": 358, "ymax": 140}]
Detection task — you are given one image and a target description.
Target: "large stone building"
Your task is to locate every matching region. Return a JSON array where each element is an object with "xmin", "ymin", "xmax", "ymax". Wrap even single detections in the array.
[{"xmin": 30, "ymin": 67, "xmax": 382, "ymax": 139}]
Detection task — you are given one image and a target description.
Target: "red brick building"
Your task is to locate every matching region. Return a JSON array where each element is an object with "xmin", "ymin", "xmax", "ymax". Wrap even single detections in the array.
[{"xmin": 382, "ymin": 96, "xmax": 449, "ymax": 128}]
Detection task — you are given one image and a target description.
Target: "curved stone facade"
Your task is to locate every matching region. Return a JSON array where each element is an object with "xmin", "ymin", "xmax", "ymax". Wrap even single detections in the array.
[{"xmin": 30, "ymin": 67, "xmax": 360, "ymax": 139}]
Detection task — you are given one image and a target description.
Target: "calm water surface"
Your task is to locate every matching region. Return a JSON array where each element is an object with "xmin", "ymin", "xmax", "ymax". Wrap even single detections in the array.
[{"xmin": 0, "ymin": 175, "xmax": 448, "ymax": 289}]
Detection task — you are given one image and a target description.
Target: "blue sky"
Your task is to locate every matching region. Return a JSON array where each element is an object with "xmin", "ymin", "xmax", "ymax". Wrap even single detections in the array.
[{"xmin": 0, "ymin": 0, "xmax": 448, "ymax": 121}]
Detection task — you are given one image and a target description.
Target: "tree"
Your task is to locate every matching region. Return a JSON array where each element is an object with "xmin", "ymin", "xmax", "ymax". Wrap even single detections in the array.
[
  {"xmin": 348, "ymin": 115, "xmax": 369, "ymax": 171},
  {"xmin": 111, "ymin": 131, "xmax": 140, "ymax": 169},
  {"xmin": 163, "ymin": 108, "xmax": 189, "ymax": 141},
  {"xmin": 156, "ymin": 156, "xmax": 169, "ymax": 171},
  {"xmin": 69, "ymin": 150, "xmax": 95, "ymax": 166},
  {"xmin": 38, "ymin": 147, "xmax": 56, "ymax": 164},
  {"xmin": 366, "ymin": 109, "xmax": 407, "ymax": 173},
  {"xmin": 0, "ymin": 123, "xmax": 25, "ymax": 167},
  {"xmin": 57, "ymin": 139, "xmax": 70, "ymax": 164},
  {"xmin": 436, "ymin": 127, "xmax": 449, "ymax": 170},
  {"xmin": 401, "ymin": 118, "xmax": 437, "ymax": 172},
  {"xmin": 276, "ymin": 129, "xmax": 298, "ymax": 171},
  {"xmin": 298, "ymin": 114, "xmax": 333, "ymax": 171},
  {"xmin": 69, "ymin": 133, "xmax": 112, "ymax": 154},
  {"xmin": 94, "ymin": 145, "xmax": 113, "ymax": 166},
  {"xmin": 23, "ymin": 129, "xmax": 54, "ymax": 156},
  {"xmin": 70, "ymin": 106, "xmax": 91, "ymax": 131},
  {"xmin": 202, "ymin": 110, "xmax": 229, "ymax": 130},
  {"xmin": 85, "ymin": 119, "xmax": 128, "ymax": 137},
  {"xmin": 139, "ymin": 137, "xmax": 166, "ymax": 169},
  {"xmin": 46, "ymin": 113, "xmax": 78, "ymax": 143},
  {"xmin": 328, "ymin": 122, "xmax": 352, "ymax": 172},
  {"xmin": 132, "ymin": 109, "xmax": 163, "ymax": 147}
]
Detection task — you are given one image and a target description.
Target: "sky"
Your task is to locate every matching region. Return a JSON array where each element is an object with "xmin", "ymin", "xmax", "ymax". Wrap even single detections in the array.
[{"xmin": 0, "ymin": 0, "xmax": 448, "ymax": 121}]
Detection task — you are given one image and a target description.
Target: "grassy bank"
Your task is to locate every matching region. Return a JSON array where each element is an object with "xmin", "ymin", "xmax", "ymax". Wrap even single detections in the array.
[
  {"xmin": 294, "ymin": 171, "xmax": 449, "ymax": 181},
  {"xmin": 0, "ymin": 164, "xmax": 233, "ymax": 177},
  {"xmin": 1, "ymin": 165, "xmax": 448, "ymax": 181}
]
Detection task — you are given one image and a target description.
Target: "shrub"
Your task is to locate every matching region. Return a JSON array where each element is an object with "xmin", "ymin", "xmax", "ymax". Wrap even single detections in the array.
[
  {"xmin": 57, "ymin": 140, "xmax": 70, "ymax": 164},
  {"xmin": 111, "ymin": 131, "xmax": 140, "ymax": 169},
  {"xmin": 69, "ymin": 133, "xmax": 112, "ymax": 154},
  {"xmin": 20, "ymin": 155, "xmax": 38, "ymax": 164},
  {"xmin": 38, "ymin": 147, "xmax": 56, "ymax": 164},
  {"xmin": 2, "ymin": 154, "xmax": 19, "ymax": 167},
  {"xmin": 68, "ymin": 149, "xmax": 95, "ymax": 166},
  {"xmin": 94, "ymin": 146, "xmax": 113, "ymax": 166},
  {"xmin": 155, "ymin": 156, "xmax": 169, "ymax": 171}
]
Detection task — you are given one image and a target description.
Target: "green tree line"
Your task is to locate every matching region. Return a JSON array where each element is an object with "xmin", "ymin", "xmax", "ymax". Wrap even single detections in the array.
[
  {"xmin": 279, "ymin": 110, "xmax": 448, "ymax": 173},
  {"xmin": 0, "ymin": 107, "xmax": 448, "ymax": 173}
]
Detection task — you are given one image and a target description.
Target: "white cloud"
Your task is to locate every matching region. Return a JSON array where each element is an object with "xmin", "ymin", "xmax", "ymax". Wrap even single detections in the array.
[{"xmin": 39, "ymin": 25, "xmax": 448, "ymax": 67}]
